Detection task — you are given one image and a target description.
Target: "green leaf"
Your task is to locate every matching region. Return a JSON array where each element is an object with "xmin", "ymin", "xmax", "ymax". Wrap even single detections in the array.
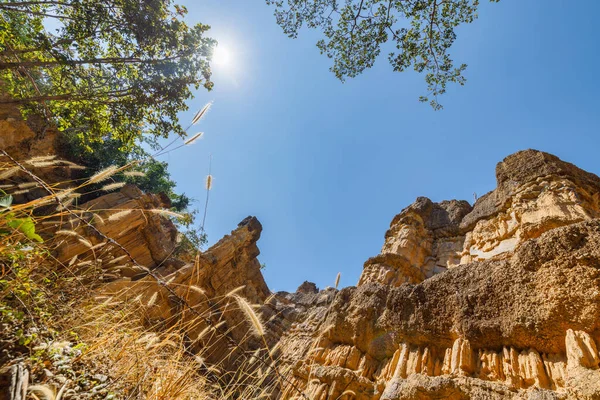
[{"xmin": 7, "ymin": 217, "xmax": 43, "ymax": 243}]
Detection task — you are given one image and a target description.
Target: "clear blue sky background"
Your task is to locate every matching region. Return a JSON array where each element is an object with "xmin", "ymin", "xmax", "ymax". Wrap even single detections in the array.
[{"xmin": 160, "ymin": 1, "xmax": 600, "ymax": 293}]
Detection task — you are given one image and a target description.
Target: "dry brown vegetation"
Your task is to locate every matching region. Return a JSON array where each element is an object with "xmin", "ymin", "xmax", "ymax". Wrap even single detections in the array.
[{"xmin": 0, "ymin": 156, "xmax": 291, "ymax": 400}]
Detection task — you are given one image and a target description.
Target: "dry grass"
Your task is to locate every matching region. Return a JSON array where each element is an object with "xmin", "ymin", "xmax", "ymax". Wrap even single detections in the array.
[
  {"xmin": 0, "ymin": 154, "xmax": 296, "ymax": 400},
  {"xmin": 191, "ymin": 102, "xmax": 212, "ymax": 126},
  {"xmin": 184, "ymin": 132, "xmax": 204, "ymax": 145},
  {"xmin": 67, "ymin": 296, "xmax": 212, "ymax": 399},
  {"xmin": 63, "ymin": 289, "xmax": 287, "ymax": 399},
  {"xmin": 232, "ymin": 295, "xmax": 265, "ymax": 337},
  {"xmin": 101, "ymin": 181, "xmax": 127, "ymax": 192}
]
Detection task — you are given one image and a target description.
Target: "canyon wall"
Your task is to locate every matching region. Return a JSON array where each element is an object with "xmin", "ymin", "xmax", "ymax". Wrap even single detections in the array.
[
  {"xmin": 272, "ymin": 150, "xmax": 600, "ymax": 400},
  {"xmin": 3, "ymin": 108, "xmax": 600, "ymax": 399}
]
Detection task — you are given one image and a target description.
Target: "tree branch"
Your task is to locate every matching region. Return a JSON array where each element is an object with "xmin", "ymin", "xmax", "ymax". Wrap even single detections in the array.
[{"xmin": 0, "ymin": 56, "xmax": 181, "ymax": 70}]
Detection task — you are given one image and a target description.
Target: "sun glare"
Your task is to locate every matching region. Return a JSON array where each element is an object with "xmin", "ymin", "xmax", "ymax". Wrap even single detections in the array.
[{"xmin": 212, "ymin": 45, "xmax": 232, "ymax": 67}]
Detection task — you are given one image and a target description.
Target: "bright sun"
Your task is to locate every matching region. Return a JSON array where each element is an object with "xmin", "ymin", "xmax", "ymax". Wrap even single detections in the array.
[{"xmin": 212, "ymin": 45, "xmax": 232, "ymax": 67}]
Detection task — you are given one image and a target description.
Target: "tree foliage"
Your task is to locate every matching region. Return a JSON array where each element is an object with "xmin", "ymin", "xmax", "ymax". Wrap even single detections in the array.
[
  {"xmin": 266, "ymin": 0, "xmax": 500, "ymax": 109},
  {"xmin": 0, "ymin": 0, "xmax": 215, "ymax": 148}
]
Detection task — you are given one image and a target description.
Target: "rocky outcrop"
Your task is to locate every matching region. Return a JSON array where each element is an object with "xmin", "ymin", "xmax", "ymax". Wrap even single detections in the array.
[
  {"xmin": 261, "ymin": 283, "xmax": 338, "ymax": 377},
  {"xmin": 359, "ymin": 198, "xmax": 472, "ymax": 286},
  {"xmin": 461, "ymin": 150, "xmax": 600, "ymax": 264},
  {"xmin": 46, "ymin": 184, "xmax": 180, "ymax": 274},
  {"xmin": 85, "ymin": 149, "xmax": 600, "ymax": 399},
  {"xmin": 0, "ymin": 101, "xmax": 82, "ymax": 202},
  {"xmin": 0, "ymin": 105, "xmax": 185, "ymax": 275},
  {"xmin": 282, "ymin": 220, "xmax": 600, "ymax": 397},
  {"xmin": 0, "ymin": 106, "xmax": 58, "ymax": 164},
  {"xmin": 4, "ymin": 105, "xmax": 600, "ymax": 400},
  {"xmin": 359, "ymin": 150, "xmax": 600, "ymax": 288},
  {"xmin": 102, "ymin": 216, "xmax": 271, "ymax": 369},
  {"xmin": 0, "ymin": 100, "xmax": 275, "ymax": 375},
  {"xmin": 275, "ymin": 150, "xmax": 600, "ymax": 400}
]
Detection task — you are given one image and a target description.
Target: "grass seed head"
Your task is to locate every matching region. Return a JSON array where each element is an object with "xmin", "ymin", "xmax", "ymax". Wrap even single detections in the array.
[
  {"xmin": 184, "ymin": 132, "xmax": 204, "ymax": 145},
  {"xmin": 147, "ymin": 291, "xmax": 159, "ymax": 307},
  {"xmin": 233, "ymin": 295, "xmax": 265, "ymax": 337},
  {"xmin": 124, "ymin": 171, "xmax": 146, "ymax": 177},
  {"xmin": 55, "ymin": 230, "xmax": 79, "ymax": 237},
  {"xmin": 108, "ymin": 209, "xmax": 133, "ymax": 222},
  {"xmin": 88, "ymin": 165, "xmax": 118, "ymax": 184},
  {"xmin": 101, "ymin": 181, "xmax": 126, "ymax": 192},
  {"xmin": 0, "ymin": 166, "xmax": 19, "ymax": 179},
  {"xmin": 191, "ymin": 102, "xmax": 212, "ymax": 125}
]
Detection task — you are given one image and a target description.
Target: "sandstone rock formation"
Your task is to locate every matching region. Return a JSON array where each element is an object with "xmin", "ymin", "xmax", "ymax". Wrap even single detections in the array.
[
  {"xmin": 49, "ymin": 149, "xmax": 600, "ymax": 399},
  {"xmin": 3, "ymin": 104, "xmax": 600, "ymax": 400},
  {"xmin": 101, "ymin": 216, "xmax": 271, "ymax": 369},
  {"xmin": 360, "ymin": 150, "xmax": 600, "ymax": 288},
  {"xmin": 0, "ymin": 107, "xmax": 186, "ymax": 277},
  {"xmin": 460, "ymin": 151, "xmax": 600, "ymax": 264},
  {"xmin": 47, "ymin": 184, "xmax": 180, "ymax": 274},
  {"xmin": 358, "ymin": 198, "xmax": 472, "ymax": 286},
  {"xmin": 271, "ymin": 150, "xmax": 600, "ymax": 400},
  {"xmin": 0, "ymin": 104, "xmax": 58, "ymax": 164},
  {"xmin": 0, "ymin": 113, "xmax": 79, "ymax": 203}
]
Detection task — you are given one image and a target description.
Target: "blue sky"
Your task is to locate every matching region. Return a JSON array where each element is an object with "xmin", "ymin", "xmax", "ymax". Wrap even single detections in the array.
[{"xmin": 160, "ymin": 1, "xmax": 600, "ymax": 293}]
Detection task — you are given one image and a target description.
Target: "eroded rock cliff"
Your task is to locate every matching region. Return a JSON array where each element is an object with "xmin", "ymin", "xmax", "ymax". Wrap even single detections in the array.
[
  {"xmin": 271, "ymin": 150, "xmax": 600, "ymax": 400},
  {"xmin": 42, "ymin": 149, "xmax": 600, "ymax": 399},
  {"xmin": 3, "ymin": 111, "xmax": 599, "ymax": 400}
]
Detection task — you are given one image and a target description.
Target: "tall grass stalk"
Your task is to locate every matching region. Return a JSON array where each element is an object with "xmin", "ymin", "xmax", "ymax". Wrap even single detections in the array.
[
  {"xmin": 0, "ymin": 152, "xmax": 309, "ymax": 400},
  {"xmin": 201, "ymin": 155, "xmax": 212, "ymax": 232}
]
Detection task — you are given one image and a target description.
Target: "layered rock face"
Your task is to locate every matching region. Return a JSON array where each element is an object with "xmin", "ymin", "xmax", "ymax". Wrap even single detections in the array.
[
  {"xmin": 460, "ymin": 151, "xmax": 600, "ymax": 264},
  {"xmin": 274, "ymin": 150, "xmax": 600, "ymax": 400},
  {"xmin": 360, "ymin": 150, "xmax": 600, "ymax": 288},
  {"xmin": 47, "ymin": 185, "xmax": 180, "ymax": 273},
  {"xmin": 0, "ymin": 105, "xmax": 273, "ymax": 372},
  {"xmin": 46, "ymin": 149, "xmax": 600, "ymax": 399},
  {"xmin": 4, "ymin": 109, "xmax": 600, "ymax": 400},
  {"xmin": 0, "ymin": 110, "xmax": 79, "ymax": 203},
  {"xmin": 358, "ymin": 198, "xmax": 472, "ymax": 286},
  {"xmin": 103, "ymin": 216, "xmax": 271, "ymax": 369},
  {"xmin": 0, "ymin": 106, "xmax": 182, "ymax": 274}
]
